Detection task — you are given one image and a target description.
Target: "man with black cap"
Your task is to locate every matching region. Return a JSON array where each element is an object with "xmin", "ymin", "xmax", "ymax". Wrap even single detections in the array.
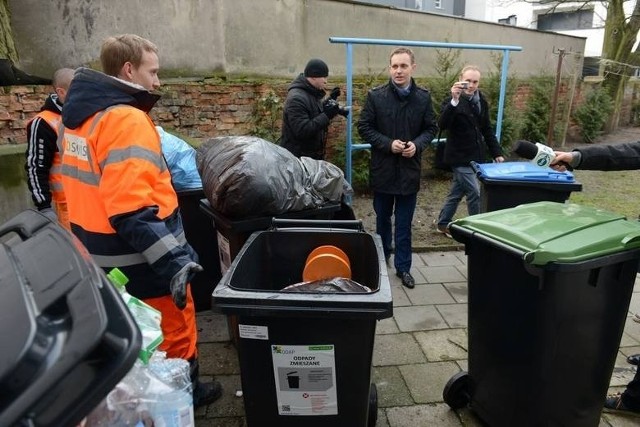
[{"xmin": 280, "ymin": 58, "xmax": 346, "ymax": 160}]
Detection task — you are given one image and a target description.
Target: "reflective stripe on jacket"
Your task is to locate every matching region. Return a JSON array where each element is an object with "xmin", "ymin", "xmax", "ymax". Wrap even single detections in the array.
[{"xmin": 61, "ymin": 104, "xmax": 198, "ymax": 299}]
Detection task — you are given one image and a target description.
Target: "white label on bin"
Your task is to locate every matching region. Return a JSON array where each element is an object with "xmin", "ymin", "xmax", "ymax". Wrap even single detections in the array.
[
  {"xmin": 217, "ymin": 231, "xmax": 231, "ymax": 274},
  {"xmin": 271, "ymin": 344, "xmax": 338, "ymax": 416},
  {"xmin": 238, "ymin": 324, "xmax": 269, "ymax": 340}
]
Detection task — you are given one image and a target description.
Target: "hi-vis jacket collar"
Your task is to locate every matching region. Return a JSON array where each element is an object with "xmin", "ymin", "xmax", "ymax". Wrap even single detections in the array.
[{"xmin": 62, "ymin": 67, "xmax": 161, "ymax": 130}]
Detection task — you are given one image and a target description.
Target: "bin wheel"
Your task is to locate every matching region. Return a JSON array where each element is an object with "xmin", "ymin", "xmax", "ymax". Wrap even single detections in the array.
[
  {"xmin": 443, "ymin": 371, "xmax": 470, "ymax": 410},
  {"xmin": 368, "ymin": 383, "xmax": 378, "ymax": 427}
]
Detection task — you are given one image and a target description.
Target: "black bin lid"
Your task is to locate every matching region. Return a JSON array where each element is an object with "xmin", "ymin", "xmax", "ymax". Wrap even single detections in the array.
[{"xmin": 0, "ymin": 210, "xmax": 141, "ymax": 427}]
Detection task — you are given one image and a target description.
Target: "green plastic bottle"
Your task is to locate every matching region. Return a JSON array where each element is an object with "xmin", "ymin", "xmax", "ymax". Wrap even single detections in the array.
[
  {"xmin": 107, "ymin": 267, "xmax": 163, "ymax": 363},
  {"xmin": 107, "ymin": 268, "xmax": 129, "ymax": 291}
]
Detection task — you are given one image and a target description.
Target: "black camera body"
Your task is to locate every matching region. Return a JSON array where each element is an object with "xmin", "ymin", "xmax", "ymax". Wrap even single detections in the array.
[{"xmin": 324, "ymin": 98, "xmax": 349, "ymax": 117}]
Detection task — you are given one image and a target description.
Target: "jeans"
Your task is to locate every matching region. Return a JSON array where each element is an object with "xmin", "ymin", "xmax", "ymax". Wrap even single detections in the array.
[
  {"xmin": 437, "ymin": 165, "xmax": 480, "ymax": 226},
  {"xmin": 373, "ymin": 192, "xmax": 417, "ymax": 274}
]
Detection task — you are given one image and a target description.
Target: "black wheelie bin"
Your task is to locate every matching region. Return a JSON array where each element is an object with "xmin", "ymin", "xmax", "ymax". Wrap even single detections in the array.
[
  {"xmin": 199, "ymin": 199, "xmax": 344, "ymax": 275},
  {"xmin": 177, "ymin": 188, "xmax": 222, "ymax": 311},
  {"xmin": 200, "ymin": 200, "xmax": 347, "ymax": 343},
  {"xmin": 471, "ymin": 161, "xmax": 582, "ymax": 212},
  {"xmin": 443, "ymin": 201, "xmax": 640, "ymax": 427},
  {"xmin": 0, "ymin": 209, "xmax": 141, "ymax": 427},
  {"xmin": 212, "ymin": 219, "xmax": 392, "ymax": 427}
]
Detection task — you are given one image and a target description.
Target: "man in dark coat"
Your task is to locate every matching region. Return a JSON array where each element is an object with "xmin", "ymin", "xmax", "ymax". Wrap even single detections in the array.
[
  {"xmin": 280, "ymin": 58, "xmax": 344, "ymax": 160},
  {"xmin": 434, "ymin": 65, "xmax": 504, "ymax": 238},
  {"xmin": 357, "ymin": 47, "xmax": 438, "ymax": 289}
]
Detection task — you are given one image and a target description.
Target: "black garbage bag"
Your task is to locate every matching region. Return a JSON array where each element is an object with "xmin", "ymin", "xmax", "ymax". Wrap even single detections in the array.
[
  {"xmin": 281, "ymin": 277, "xmax": 372, "ymax": 293},
  {"xmin": 196, "ymin": 135, "xmax": 352, "ymax": 218}
]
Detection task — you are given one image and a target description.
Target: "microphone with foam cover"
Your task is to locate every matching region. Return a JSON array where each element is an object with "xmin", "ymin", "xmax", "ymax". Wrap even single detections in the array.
[{"xmin": 512, "ymin": 140, "xmax": 571, "ymax": 170}]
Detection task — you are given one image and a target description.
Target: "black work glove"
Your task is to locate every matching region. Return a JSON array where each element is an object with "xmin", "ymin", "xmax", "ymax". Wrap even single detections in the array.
[
  {"xmin": 170, "ymin": 262, "xmax": 203, "ymax": 310},
  {"xmin": 323, "ymin": 98, "xmax": 340, "ymax": 119},
  {"xmin": 338, "ymin": 107, "xmax": 350, "ymax": 117},
  {"xmin": 329, "ymin": 87, "xmax": 341, "ymax": 100}
]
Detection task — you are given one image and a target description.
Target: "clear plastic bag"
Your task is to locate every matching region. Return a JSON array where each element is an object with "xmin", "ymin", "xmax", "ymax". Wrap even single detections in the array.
[
  {"xmin": 83, "ymin": 354, "xmax": 193, "ymax": 427},
  {"xmin": 282, "ymin": 277, "xmax": 372, "ymax": 293}
]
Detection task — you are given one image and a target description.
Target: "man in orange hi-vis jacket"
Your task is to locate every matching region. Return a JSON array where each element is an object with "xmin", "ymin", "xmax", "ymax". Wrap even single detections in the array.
[
  {"xmin": 59, "ymin": 34, "xmax": 221, "ymax": 407},
  {"xmin": 25, "ymin": 67, "xmax": 75, "ymax": 230}
]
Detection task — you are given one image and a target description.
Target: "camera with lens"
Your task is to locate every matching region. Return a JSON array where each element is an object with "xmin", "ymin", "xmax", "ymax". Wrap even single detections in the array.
[{"xmin": 323, "ymin": 98, "xmax": 350, "ymax": 118}]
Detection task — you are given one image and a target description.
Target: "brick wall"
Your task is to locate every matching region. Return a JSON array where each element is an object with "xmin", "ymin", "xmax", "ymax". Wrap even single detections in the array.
[
  {"xmin": 2, "ymin": 78, "xmax": 638, "ymax": 148},
  {"xmin": 151, "ymin": 80, "xmax": 288, "ymax": 140},
  {"xmin": 0, "ymin": 78, "xmax": 349, "ymax": 151},
  {"xmin": 0, "ymin": 85, "xmax": 53, "ymax": 145}
]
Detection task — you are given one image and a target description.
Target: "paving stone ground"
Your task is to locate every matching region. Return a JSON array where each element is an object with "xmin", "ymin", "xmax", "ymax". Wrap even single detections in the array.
[{"xmin": 194, "ymin": 250, "xmax": 640, "ymax": 427}]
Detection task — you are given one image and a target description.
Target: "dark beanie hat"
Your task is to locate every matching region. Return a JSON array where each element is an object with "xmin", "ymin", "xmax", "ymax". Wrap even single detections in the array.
[{"xmin": 304, "ymin": 58, "xmax": 329, "ymax": 78}]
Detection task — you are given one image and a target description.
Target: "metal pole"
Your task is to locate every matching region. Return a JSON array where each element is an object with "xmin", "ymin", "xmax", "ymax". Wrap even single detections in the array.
[
  {"xmin": 495, "ymin": 50, "xmax": 511, "ymax": 141},
  {"xmin": 547, "ymin": 48, "xmax": 565, "ymax": 147},
  {"xmin": 345, "ymin": 43, "xmax": 353, "ymax": 188},
  {"xmin": 329, "ymin": 37, "xmax": 522, "ymax": 186}
]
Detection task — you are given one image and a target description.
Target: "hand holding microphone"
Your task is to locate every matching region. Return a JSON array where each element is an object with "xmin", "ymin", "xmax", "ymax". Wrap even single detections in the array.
[{"xmin": 512, "ymin": 140, "xmax": 573, "ymax": 171}]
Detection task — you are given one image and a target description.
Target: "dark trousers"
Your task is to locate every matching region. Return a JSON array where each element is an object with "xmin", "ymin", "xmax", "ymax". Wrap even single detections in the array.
[
  {"xmin": 373, "ymin": 192, "xmax": 416, "ymax": 274},
  {"xmin": 622, "ymin": 366, "xmax": 640, "ymax": 410}
]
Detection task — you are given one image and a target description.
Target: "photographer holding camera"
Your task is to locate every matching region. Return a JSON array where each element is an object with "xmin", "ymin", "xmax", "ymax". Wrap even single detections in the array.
[
  {"xmin": 433, "ymin": 65, "xmax": 504, "ymax": 238},
  {"xmin": 280, "ymin": 58, "xmax": 348, "ymax": 160}
]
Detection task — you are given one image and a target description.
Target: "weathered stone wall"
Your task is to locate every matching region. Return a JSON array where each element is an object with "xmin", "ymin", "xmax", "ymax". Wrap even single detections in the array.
[{"xmin": 9, "ymin": 0, "xmax": 585, "ymax": 79}]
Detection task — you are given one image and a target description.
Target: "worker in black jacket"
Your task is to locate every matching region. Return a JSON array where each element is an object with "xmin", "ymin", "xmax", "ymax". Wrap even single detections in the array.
[{"xmin": 24, "ymin": 68, "xmax": 75, "ymax": 230}]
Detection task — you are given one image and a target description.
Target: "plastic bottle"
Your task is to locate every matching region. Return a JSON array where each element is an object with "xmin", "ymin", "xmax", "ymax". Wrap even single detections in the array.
[
  {"xmin": 107, "ymin": 267, "xmax": 129, "ymax": 290},
  {"xmin": 147, "ymin": 386, "xmax": 194, "ymax": 427},
  {"xmin": 107, "ymin": 268, "xmax": 164, "ymax": 364}
]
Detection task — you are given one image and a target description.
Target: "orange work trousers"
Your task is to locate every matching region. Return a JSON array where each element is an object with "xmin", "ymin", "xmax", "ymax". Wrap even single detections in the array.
[{"xmin": 143, "ymin": 284, "xmax": 198, "ymax": 361}]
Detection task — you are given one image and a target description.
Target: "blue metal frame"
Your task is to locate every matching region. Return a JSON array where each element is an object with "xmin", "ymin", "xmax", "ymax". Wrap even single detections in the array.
[{"xmin": 329, "ymin": 37, "xmax": 522, "ymax": 186}]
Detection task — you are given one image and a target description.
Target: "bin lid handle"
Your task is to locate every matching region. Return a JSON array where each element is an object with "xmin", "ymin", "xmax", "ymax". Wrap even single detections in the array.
[
  {"xmin": 622, "ymin": 232, "xmax": 640, "ymax": 248},
  {"xmin": 270, "ymin": 218, "xmax": 364, "ymax": 232}
]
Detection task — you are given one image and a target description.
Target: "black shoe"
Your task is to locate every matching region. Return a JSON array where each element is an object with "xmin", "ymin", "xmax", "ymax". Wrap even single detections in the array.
[
  {"xmin": 396, "ymin": 271, "xmax": 415, "ymax": 289},
  {"xmin": 603, "ymin": 393, "xmax": 640, "ymax": 417},
  {"xmin": 384, "ymin": 254, "xmax": 391, "ymax": 267},
  {"xmin": 193, "ymin": 379, "xmax": 223, "ymax": 408},
  {"xmin": 628, "ymin": 354, "xmax": 640, "ymax": 366}
]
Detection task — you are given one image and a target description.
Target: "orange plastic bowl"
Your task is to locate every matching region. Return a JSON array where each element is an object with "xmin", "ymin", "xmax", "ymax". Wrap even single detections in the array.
[{"xmin": 302, "ymin": 245, "xmax": 352, "ymax": 282}]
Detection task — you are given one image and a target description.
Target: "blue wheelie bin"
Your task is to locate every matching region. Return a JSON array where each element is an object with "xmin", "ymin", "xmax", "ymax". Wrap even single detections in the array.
[{"xmin": 471, "ymin": 161, "xmax": 582, "ymax": 212}]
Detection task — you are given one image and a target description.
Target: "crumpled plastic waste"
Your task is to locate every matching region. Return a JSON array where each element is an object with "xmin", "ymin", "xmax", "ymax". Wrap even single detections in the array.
[{"xmin": 281, "ymin": 277, "xmax": 372, "ymax": 293}]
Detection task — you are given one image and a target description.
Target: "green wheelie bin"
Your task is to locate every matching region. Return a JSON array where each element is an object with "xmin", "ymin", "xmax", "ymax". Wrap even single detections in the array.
[{"xmin": 443, "ymin": 201, "xmax": 640, "ymax": 427}]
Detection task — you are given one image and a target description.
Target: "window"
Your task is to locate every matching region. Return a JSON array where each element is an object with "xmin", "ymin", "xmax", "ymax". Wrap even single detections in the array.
[
  {"xmin": 498, "ymin": 15, "xmax": 517, "ymax": 26},
  {"xmin": 434, "ymin": 0, "xmax": 441, "ymax": 9},
  {"xmin": 537, "ymin": 9, "xmax": 594, "ymax": 31}
]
